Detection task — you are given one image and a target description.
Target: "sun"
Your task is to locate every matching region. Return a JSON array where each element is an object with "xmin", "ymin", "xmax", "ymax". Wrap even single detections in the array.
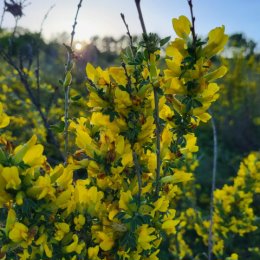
[{"xmin": 75, "ymin": 42, "xmax": 82, "ymax": 51}]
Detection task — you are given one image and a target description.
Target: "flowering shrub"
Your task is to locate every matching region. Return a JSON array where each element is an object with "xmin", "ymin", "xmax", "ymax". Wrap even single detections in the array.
[{"xmin": 0, "ymin": 11, "xmax": 259, "ymax": 260}]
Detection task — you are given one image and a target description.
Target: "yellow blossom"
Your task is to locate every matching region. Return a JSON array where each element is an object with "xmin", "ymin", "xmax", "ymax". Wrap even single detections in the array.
[
  {"xmin": 137, "ymin": 224, "xmax": 157, "ymax": 250},
  {"xmin": 9, "ymin": 222, "xmax": 28, "ymax": 243},
  {"xmin": 1, "ymin": 166, "xmax": 21, "ymax": 190}
]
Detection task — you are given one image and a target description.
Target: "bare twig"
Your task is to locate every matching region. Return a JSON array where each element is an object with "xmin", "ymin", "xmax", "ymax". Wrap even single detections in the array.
[
  {"xmin": 120, "ymin": 13, "xmax": 134, "ymax": 51},
  {"xmin": 187, "ymin": 0, "xmax": 197, "ymax": 44},
  {"xmin": 63, "ymin": 0, "xmax": 84, "ymax": 164},
  {"xmin": 70, "ymin": 0, "xmax": 83, "ymax": 47},
  {"xmin": 208, "ymin": 109, "xmax": 218, "ymax": 260},
  {"xmin": 0, "ymin": 7, "xmax": 6, "ymax": 30},
  {"xmin": 35, "ymin": 4, "xmax": 55, "ymax": 107},
  {"xmin": 40, "ymin": 4, "xmax": 55, "ymax": 35},
  {"xmin": 134, "ymin": 0, "xmax": 147, "ymax": 35}
]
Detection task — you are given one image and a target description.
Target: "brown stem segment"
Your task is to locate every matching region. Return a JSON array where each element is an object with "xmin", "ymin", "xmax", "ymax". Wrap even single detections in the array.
[{"xmin": 134, "ymin": 0, "xmax": 147, "ymax": 35}]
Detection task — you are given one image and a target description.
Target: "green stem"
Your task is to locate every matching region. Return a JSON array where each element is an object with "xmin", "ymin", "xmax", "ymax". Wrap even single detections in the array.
[
  {"xmin": 64, "ymin": 85, "xmax": 70, "ymax": 164},
  {"xmin": 153, "ymin": 87, "xmax": 161, "ymax": 197},
  {"xmin": 63, "ymin": 0, "xmax": 83, "ymax": 164},
  {"xmin": 133, "ymin": 151, "xmax": 142, "ymax": 207},
  {"xmin": 208, "ymin": 109, "xmax": 218, "ymax": 260}
]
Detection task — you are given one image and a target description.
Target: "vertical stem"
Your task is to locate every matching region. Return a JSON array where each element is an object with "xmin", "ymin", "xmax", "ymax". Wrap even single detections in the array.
[
  {"xmin": 36, "ymin": 50, "xmax": 40, "ymax": 105},
  {"xmin": 154, "ymin": 87, "xmax": 161, "ymax": 197},
  {"xmin": 134, "ymin": 0, "xmax": 161, "ymax": 197},
  {"xmin": 0, "ymin": 9, "xmax": 5, "ymax": 30},
  {"xmin": 134, "ymin": 0, "xmax": 147, "ymax": 35},
  {"xmin": 64, "ymin": 85, "xmax": 70, "ymax": 162},
  {"xmin": 187, "ymin": 0, "xmax": 197, "ymax": 44},
  {"xmin": 63, "ymin": 0, "xmax": 83, "ymax": 164},
  {"xmin": 133, "ymin": 151, "xmax": 142, "ymax": 207},
  {"xmin": 208, "ymin": 110, "xmax": 218, "ymax": 260}
]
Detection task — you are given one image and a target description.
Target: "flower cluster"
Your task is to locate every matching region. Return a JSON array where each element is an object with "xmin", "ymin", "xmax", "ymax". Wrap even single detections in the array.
[{"xmin": 0, "ymin": 15, "xmax": 230, "ymax": 260}]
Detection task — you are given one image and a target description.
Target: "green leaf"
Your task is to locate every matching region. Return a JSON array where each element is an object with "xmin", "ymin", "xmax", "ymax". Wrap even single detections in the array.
[
  {"xmin": 160, "ymin": 36, "xmax": 171, "ymax": 47},
  {"xmin": 63, "ymin": 71, "xmax": 72, "ymax": 87},
  {"xmin": 71, "ymin": 95, "xmax": 82, "ymax": 101},
  {"xmin": 50, "ymin": 121, "xmax": 65, "ymax": 133}
]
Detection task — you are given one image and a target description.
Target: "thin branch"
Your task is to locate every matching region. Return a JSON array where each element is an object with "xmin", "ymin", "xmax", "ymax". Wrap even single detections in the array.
[
  {"xmin": 187, "ymin": 0, "xmax": 197, "ymax": 52},
  {"xmin": 134, "ymin": 0, "xmax": 147, "ymax": 35},
  {"xmin": 0, "ymin": 8, "xmax": 5, "ymax": 30},
  {"xmin": 0, "ymin": 51, "xmax": 64, "ymax": 160},
  {"xmin": 120, "ymin": 13, "xmax": 134, "ymax": 51},
  {"xmin": 187, "ymin": 0, "xmax": 196, "ymax": 40},
  {"xmin": 70, "ymin": 0, "xmax": 83, "ymax": 48},
  {"xmin": 63, "ymin": 0, "xmax": 84, "ymax": 164},
  {"xmin": 153, "ymin": 85, "xmax": 161, "ymax": 197},
  {"xmin": 208, "ymin": 109, "xmax": 218, "ymax": 260},
  {"xmin": 134, "ymin": 0, "xmax": 161, "ymax": 198},
  {"xmin": 40, "ymin": 4, "xmax": 55, "ymax": 35},
  {"xmin": 35, "ymin": 4, "xmax": 55, "ymax": 108},
  {"xmin": 133, "ymin": 151, "xmax": 142, "ymax": 207}
]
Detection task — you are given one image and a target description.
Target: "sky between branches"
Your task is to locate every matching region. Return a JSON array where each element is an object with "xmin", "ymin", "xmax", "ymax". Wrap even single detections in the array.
[{"xmin": 1, "ymin": 0, "xmax": 260, "ymax": 45}]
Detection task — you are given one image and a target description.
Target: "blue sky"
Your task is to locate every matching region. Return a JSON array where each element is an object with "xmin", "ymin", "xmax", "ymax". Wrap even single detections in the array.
[{"xmin": 1, "ymin": 0, "xmax": 260, "ymax": 45}]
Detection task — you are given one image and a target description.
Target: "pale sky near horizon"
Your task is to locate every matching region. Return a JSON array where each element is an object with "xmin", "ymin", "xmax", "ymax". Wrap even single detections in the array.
[{"xmin": 1, "ymin": 0, "xmax": 260, "ymax": 46}]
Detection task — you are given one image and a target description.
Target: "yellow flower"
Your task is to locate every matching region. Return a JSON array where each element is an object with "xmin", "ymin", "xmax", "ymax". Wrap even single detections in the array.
[
  {"xmin": 54, "ymin": 222, "xmax": 70, "ymax": 241},
  {"xmin": 13, "ymin": 135, "xmax": 46, "ymax": 166},
  {"xmin": 137, "ymin": 224, "xmax": 157, "ymax": 250},
  {"xmin": 161, "ymin": 170, "xmax": 193, "ymax": 184},
  {"xmin": 9, "ymin": 222, "xmax": 28, "ymax": 243},
  {"xmin": 162, "ymin": 219, "xmax": 179, "ymax": 235},
  {"xmin": 204, "ymin": 26, "xmax": 228, "ymax": 58},
  {"xmin": 27, "ymin": 175, "xmax": 55, "ymax": 200},
  {"xmin": 74, "ymin": 214, "xmax": 85, "ymax": 231},
  {"xmin": 1, "ymin": 166, "xmax": 21, "ymax": 190},
  {"xmin": 151, "ymin": 196, "xmax": 169, "ymax": 216},
  {"xmin": 6, "ymin": 208, "xmax": 16, "ymax": 234},
  {"xmin": 114, "ymin": 88, "xmax": 132, "ymax": 114},
  {"xmin": 88, "ymin": 246, "xmax": 100, "ymax": 260},
  {"xmin": 229, "ymin": 253, "xmax": 239, "ymax": 260},
  {"xmin": 97, "ymin": 231, "xmax": 114, "ymax": 251},
  {"xmin": 18, "ymin": 249, "xmax": 30, "ymax": 260},
  {"xmin": 16, "ymin": 191, "xmax": 25, "ymax": 205},
  {"xmin": 172, "ymin": 16, "xmax": 191, "ymax": 39},
  {"xmin": 63, "ymin": 234, "xmax": 85, "ymax": 254},
  {"xmin": 0, "ymin": 103, "xmax": 10, "ymax": 128},
  {"xmin": 23, "ymin": 144, "xmax": 45, "ymax": 167},
  {"xmin": 119, "ymin": 190, "xmax": 134, "ymax": 212},
  {"xmin": 35, "ymin": 234, "xmax": 53, "ymax": 258},
  {"xmin": 109, "ymin": 67, "xmax": 127, "ymax": 85}
]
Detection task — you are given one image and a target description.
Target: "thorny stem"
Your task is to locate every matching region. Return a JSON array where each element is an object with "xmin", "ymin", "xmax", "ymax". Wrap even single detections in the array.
[
  {"xmin": 64, "ymin": 0, "xmax": 83, "ymax": 164},
  {"xmin": 134, "ymin": 0, "xmax": 161, "ymax": 198},
  {"xmin": 208, "ymin": 109, "xmax": 218, "ymax": 260}
]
